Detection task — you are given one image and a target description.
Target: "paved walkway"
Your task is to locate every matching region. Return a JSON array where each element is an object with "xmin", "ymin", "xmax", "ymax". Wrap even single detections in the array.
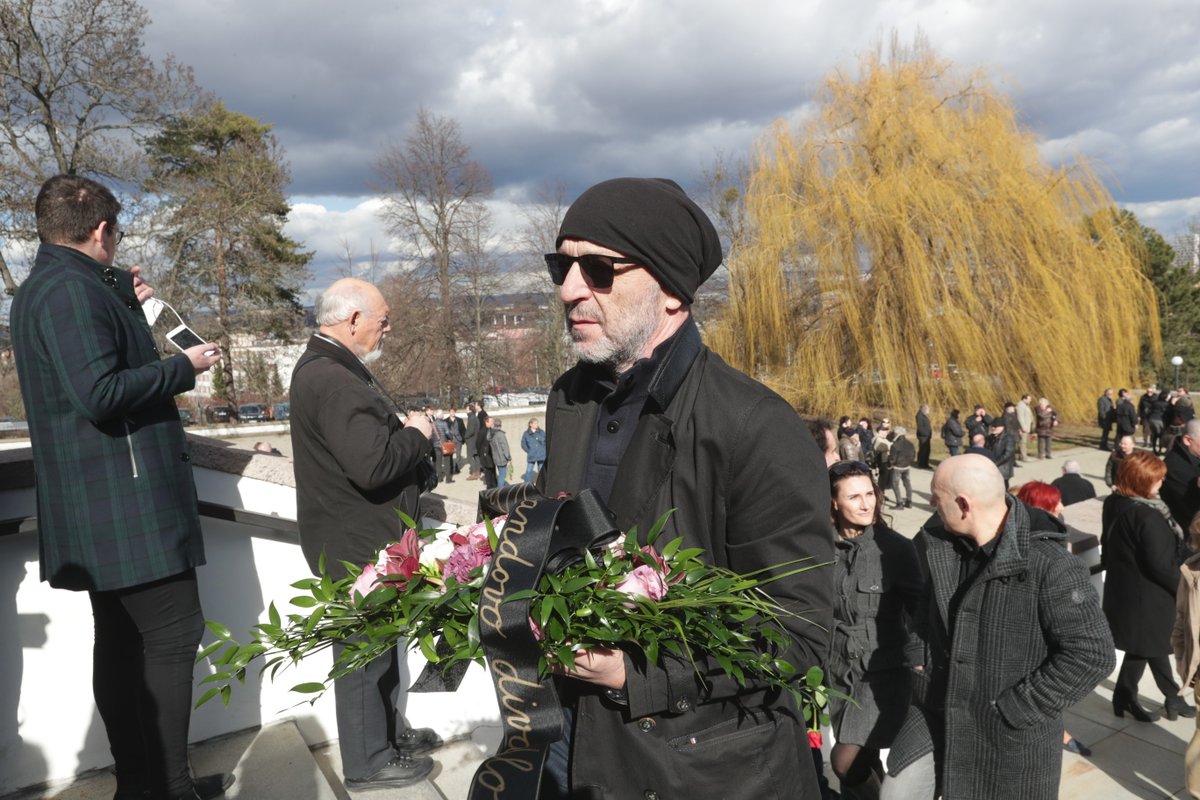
[
  {"xmin": 430, "ymin": 436, "xmax": 1194, "ymax": 799},
  {"xmin": 220, "ymin": 420, "xmax": 1193, "ymax": 798}
]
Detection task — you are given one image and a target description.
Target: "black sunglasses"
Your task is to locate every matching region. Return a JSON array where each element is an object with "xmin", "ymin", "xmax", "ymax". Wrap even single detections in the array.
[
  {"xmin": 829, "ymin": 460, "xmax": 872, "ymax": 478},
  {"xmin": 544, "ymin": 253, "xmax": 641, "ymax": 288}
]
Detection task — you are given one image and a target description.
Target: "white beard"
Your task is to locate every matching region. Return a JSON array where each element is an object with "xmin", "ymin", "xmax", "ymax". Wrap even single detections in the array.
[{"xmin": 360, "ymin": 345, "xmax": 383, "ymax": 364}]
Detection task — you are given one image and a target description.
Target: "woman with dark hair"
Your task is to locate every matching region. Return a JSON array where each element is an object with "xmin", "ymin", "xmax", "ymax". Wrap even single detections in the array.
[
  {"xmin": 941, "ymin": 409, "xmax": 965, "ymax": 456},
  {"xmin": 1103, "ymin": 450, "xmax": 1195, "ymax": 722},
  {"xmin": 1015, "ymin": 480, "xmax": 1093, "ymax": 756},
  {"xmin": 826, "ymin": 460, "xmax": 923, "ymax": 797}
]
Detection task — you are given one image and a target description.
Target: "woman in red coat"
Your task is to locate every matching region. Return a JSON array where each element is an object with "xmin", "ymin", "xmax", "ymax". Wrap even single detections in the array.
[{"xmin": 1102, "ymin": 450, "xmax": 1195, "ymax": 721}]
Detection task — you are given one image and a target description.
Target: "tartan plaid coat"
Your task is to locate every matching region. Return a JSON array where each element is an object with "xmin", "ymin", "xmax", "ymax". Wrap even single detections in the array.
[{"xmin": 11, "ymin": 244, "xmax": 204, "ymax": 591}]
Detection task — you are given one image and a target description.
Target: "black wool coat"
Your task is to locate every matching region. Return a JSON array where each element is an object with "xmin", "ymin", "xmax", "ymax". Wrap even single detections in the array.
[
  {"xmin": 891, "ymin": 499, "xmax": 1114, "ymax": 800},
  {"xmin": 539, "ymin": 321, "xmax": 835, "ymax": 800},
  {"xmin": 289, "ymin": 335, "xmax": 430, "ymax": 578},
  {"xmin": 1162, "ymin": 439, "xmax": 1200, "ymax": 529},
  {"xmin": 11, "ymin": 244, "xmax": 204, "ymax": 591},
  {"xmin": 1101, "ymin": 492, "xmax": 1182, "ymax": 655}
]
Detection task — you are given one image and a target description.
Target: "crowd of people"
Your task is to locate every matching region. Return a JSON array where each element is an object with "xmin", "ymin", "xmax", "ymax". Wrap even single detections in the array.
[
  {"xmin": 14, "ymin": 169, "xmax": 1200, "ymax": 800},
  {"xmin": 812, "ymin": 389, "xmax": 1200, "ymax": 799}
]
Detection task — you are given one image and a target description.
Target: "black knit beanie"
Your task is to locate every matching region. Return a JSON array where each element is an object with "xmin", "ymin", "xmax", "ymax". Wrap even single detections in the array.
[{"xmin": 555, "ymin": 177, "xmax": 723, "ymax": 304}]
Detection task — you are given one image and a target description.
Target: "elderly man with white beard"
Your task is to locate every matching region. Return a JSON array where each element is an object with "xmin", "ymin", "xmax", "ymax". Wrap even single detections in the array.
[{"xmin": 289, "ymin": 277, "xmax": 443, "ymax": 791}]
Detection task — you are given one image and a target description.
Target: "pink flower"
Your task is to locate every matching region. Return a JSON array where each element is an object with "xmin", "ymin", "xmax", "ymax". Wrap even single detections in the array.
[
  {"xmin": 613, "ymin": 564, "xmax": 668, "ymax": 603},
  {"xmin": 528, "ymin": 616, "xmax": 544, "ymax": 641},
  {"xmin": 378, "ymin": 528, "xmax": 421, "ymax": 586},
  {"xmin": 350, "ymin": 563, "xmax": 380, "ymax": 603},
  {"xmin": 808, "ymin": 730, "xmax": 823, "ymax": 749},
  {"xmin": 442, "ymin": 529, "xmax": 493, "ymax": 584}
]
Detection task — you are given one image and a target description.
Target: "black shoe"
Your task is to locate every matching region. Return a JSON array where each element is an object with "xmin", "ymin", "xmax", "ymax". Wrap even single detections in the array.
[
  {"xmin": 169, "ymin": 773, "xmax": 234, "ymax": 800},
  {"xmin": 904, "ymin": 501, "xmax": 913, "ymax": 508},
  {"xmin": 1165, "ymin": 695, "xmax": 1197, "ymax": 720},
  {"xmin": 345, "ymin": 754, "xmax": 434, "ymax": 790},
  {"xmin": 1062, "ymin": 737, "xmax": 1092, "ymax": 756},
  {"xmin": 1113, "ymin": 689, "xmax": 1160, "ymax": 722},
  {"xmin": 394, "ymin": 727, "xmax": 444, "ymax": 756}
]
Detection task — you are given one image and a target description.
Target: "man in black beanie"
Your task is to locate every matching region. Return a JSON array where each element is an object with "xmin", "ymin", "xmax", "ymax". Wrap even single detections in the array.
[{"xmin": 536, "ymin": 177, "xmax": 834, "ymax": 799}]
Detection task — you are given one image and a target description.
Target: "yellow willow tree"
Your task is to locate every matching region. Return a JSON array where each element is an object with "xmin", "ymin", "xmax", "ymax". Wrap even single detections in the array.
[{"xmin": 708, "ymin": 41, "xmax": 1160, "ymax": 422}]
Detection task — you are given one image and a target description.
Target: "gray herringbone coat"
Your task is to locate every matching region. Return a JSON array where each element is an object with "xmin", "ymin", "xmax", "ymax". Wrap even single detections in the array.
[
  {"xmin": 890, "ymin": 499, "xmax": 1115, "ymax": 799},
  {"xmin": 11, "ymin": 244, "xmax": 204, "ymax": 591}
]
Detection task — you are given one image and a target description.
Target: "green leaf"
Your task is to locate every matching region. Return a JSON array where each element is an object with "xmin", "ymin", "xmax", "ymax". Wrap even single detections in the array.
[
  {"xmin": 194, "ymin": 686, "xmax": 224, "ymax": 709},
  {"xmin": 645, "ymin": 509, "xmax": 675, "ymax": 546},
  {"xmin": 289, "ymin": 595, "xmax": 319, "ymax": 608},
  {"xmin": 291, "ymin": 682, "xmax": 327, "ymax": 694},
  {"xmin": 204, "ymin": 620, "xmax": 232, "ymax": 639},
  {"xmin": 268, "ymin": 602, "xmax": 281, "ymax": 629}
]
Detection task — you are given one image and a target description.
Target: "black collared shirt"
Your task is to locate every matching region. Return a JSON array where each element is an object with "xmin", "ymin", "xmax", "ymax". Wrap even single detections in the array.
[{"xmin": 581, "ymin": 318, "xmax": 699, "ymax": 504}]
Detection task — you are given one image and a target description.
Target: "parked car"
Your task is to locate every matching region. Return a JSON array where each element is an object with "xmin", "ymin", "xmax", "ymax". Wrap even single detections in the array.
[
  {"xmin": 272, "ymin": 402, "xmax": 290, "ymax": 421},
  {"xmin": 178, "ymin": 408, "xmax": 194, "ymax": 425},
  {"xmin": 205, "ymin": 405, "xmax": 232, "ymax": 423},
  {"xmin": 238, "ymin": 404, "xmax": 268, "ymax": 423}
]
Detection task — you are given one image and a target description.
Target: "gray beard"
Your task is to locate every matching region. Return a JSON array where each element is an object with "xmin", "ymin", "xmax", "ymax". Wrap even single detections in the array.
[{"xmin": 360, "ymin": 346, "xmax": 383, "ymax": 364}]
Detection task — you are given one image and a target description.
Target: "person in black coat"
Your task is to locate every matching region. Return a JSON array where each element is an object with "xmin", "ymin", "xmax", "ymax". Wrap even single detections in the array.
[
  {"xmin": 1115, "ymin": 389, "xmax": 1139, "ymax": 438},
  {"xmin": 942, "ymin": 409, "xmax": 965, "ymax": 456},
  {"xmin": 1052, "ymin": 461, "xmax": 1098, "ymax": 506},
  {"xmin": 1102, "ymin": 450, "xmax": 1195, "ymax": 722},
  {"xmin": 291, "ymin": 278, "xmax": 441, "ymax": 789},
  {"xmin": 915, "ymin": 404, "xmax": 933, "ymax": 469},
  {"xmin": 1162, "ymin": 419, "xmax": 1200, "ymax": 530}
]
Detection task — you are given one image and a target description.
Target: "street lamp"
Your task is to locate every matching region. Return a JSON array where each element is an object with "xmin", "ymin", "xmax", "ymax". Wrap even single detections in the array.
[{"xmin": 1172, "ymin": 355, "xmax": 1183, "ymax": 389}]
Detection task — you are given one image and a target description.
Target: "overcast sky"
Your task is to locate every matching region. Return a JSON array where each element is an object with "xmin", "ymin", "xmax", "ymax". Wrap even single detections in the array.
[{"xmin": 135, "ymin": 0, "xmax": 1199, "ymax": 286}]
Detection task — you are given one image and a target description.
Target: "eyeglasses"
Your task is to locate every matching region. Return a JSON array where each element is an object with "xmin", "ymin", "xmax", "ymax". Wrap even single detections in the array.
[
  {"xmin": 829, "ymin": 460, "xmax": 872, "ymax": 478},
  {"xmin": 544, "ymin": 253, "xmax": 641, "ymax": 288}
]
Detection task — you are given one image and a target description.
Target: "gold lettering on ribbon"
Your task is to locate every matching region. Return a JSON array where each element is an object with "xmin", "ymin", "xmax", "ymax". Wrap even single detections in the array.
[
  {"xmin": 478, "ymin": 499, "xmax": 537, "ymax": 638},
  {"xmin": 473, "ymin": 658, "xmax": 543, "ymax": 797}
]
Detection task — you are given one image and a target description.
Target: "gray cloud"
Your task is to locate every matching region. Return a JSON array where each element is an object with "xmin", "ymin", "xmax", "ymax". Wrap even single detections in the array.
[{"xmin": 138, "ymin": 0, "xmax": 1199, "ymax": 244}]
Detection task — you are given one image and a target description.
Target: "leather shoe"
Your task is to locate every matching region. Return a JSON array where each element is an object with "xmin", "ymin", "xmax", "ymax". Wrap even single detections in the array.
[
  {"xmin": 394, "ymin": 727, "xmax": 443, "ymax": 756},
  {"xmin": 345, "ymin": 754, "xmax": 434, "ymax": 791},
  {"xmin": 1166, "ymin": 695, "xmax": 1198, "ymax": 720},
  {"xmin": 168, "ymin": 773, "xmax": 234, "ymax": 800},
  {"xmin": 1062, "ymin": 737, "xmax": 1092, "ymax": 756}
]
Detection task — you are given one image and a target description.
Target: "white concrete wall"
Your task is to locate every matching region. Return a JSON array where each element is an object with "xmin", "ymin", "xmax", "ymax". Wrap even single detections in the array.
[{"xmin": 0, "ymin": 466, "xmax": 500, "ymax": 796}]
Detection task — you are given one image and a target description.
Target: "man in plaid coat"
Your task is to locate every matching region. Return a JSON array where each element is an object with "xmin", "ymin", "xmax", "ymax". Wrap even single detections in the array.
[
  {"xmin": 886, "ymin": 454, "xmax": 1114, "ymax": 799},
  {"xmin": 11, "ymin": 175, "xmax": 226, "ymax": 800}
]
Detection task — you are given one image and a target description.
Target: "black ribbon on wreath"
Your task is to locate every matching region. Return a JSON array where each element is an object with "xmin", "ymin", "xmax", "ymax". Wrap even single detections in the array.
[{"xmin": 458, "ymin": 484, "xmax": 619, "ymax": 800}]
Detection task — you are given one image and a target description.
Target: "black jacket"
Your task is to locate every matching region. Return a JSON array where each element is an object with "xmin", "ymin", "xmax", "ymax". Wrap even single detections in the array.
[
  {"xmin": 540, "ymin": 320, "xmax": 834, "ymax": 799},
  {"xmin": 290, "ymin": 334, "xmax": 430, "ymax": 578},
  {"xmin": 1051, "ymin": 473, "xmax": 1097, "ymax": 506},
  {"xmin": 916, "ymin": 410, "xmax": 932, "ymax": 440},
  {"xmin": 1115, "ymin": 399, "xmax": 1138, "ymax": 436},
  {"xmin": 1163, "ymin": 439, "xmax": 1200, "ymax": 529},
  {"xmin": 1101, "ymin": 493, "xmax": 1182, "ymax": 655}
]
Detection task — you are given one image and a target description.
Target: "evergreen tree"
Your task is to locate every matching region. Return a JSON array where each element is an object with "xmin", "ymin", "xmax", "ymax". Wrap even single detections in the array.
[{"xmin": 145, "ymin": 102, "xmax": 311, "ymax": 409}]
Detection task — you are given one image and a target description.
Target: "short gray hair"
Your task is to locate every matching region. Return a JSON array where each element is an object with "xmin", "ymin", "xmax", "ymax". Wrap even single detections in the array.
[
  {"xmin": 1186, "ymin": 418, "xmax": 1200, "ymax": 440},
  {"xmin": 1062, "ymin": 459, "xmax": 1082, "ymax": 474},
  {"xmin": 317, "ymin": 282, "xmax": 375, "ymax": 326}
]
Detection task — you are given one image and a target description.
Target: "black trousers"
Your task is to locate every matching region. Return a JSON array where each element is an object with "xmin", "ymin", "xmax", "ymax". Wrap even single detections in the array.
[
  {"xmin": 1117, "ymin": 652, "xmax": 1180, "ymax": 700},
  {"xmin": 916, "ymin": 436, "xmax": 931, "ymax": 468},
  {"xmin": 332, "ymin": 641, "xmax": 410, "ymax": 779},
  {"xmin": 89, "ymin": 569, "xmax": 205, "ymax": 798}
]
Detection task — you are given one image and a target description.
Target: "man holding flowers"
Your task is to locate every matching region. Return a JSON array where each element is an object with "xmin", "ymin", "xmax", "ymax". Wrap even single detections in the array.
[
  {"xmin": 537, "ymin": 178, "xmax": 836, "ymax": 799},
  {"xmin": 289, "ymin": 278, "xmax": 443, "ymax": 791}
]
